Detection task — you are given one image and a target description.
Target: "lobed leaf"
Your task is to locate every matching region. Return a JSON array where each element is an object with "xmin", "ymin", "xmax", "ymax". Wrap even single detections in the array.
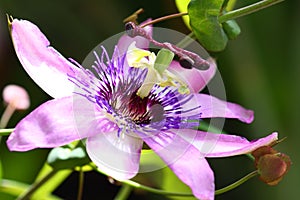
[{"xmin": 188, "ymin": 0, "xmax": 228, "ymax": 52}]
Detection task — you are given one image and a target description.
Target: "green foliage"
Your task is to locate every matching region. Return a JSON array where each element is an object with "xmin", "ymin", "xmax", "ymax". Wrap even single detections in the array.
[
  {"xmin": 31, "ymin": 164, "xmax": 71, "ymax": 199},
  {"xmin": 0, "ymin": 0, "xmax": 295, "ymax": 199},
  {"xmin": 47, "ymin": 146, "xmax": 90, "ymax": 170},
  {"xmin": 0, "ymin": 179, "xmax": 62, "ymax": 200},
  {"xmin": 187, "ymin": 0, "xmax": 242, "ymax": 52},
  {"xmin": 188, "ymin": 0, "xmax": 228, "ymax": 52},
  {"xmin": 0, "ymin": 160, "xmax": 2, "ymax": 181},
  {"xmin": 222, "ymin": 19, "xmax": 241, "ymax": 40},
  {"xmin": 175, "ymin": 0, "xmax": 191, "ymax": 29}
]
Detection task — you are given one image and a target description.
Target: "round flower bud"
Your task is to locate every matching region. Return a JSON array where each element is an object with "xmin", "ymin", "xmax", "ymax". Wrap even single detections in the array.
[
  {"xmin": 2, "ymin": 84, "xmax": 30, "ymax": 110},
  {"xmin": 252, "ymin": 146, "xmax": 291, "ymax": 186}
]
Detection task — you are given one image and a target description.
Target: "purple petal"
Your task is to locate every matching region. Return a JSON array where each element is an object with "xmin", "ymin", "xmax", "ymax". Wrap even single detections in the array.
[
  {"xmin": 178, "ymin": 129, "xmax": 278, "ymax": 157},
  {"xmin": 141, "ymin": 131, "xmax": 214, "ymax": 200},
  {"xmin": 180, "ymin": 93, "xmax": 254, "ymax": 123},
  {"xmin": 10, "ymin": 18, "xmax": 79, "ymax": 98},
  {"xmin": 117, "ymin": 19, "xmax": 153, "ymax": 56},
  {"xmin": 168, "ymin": 58, "xmax": 217, "ymax": 93},
  {"xmin": 7, "ymin": 95, "xmax": 116, "ymax": 151},
  {"xmin": 86, "ymin": 132, "xmax": 143, "ymax": 180}
]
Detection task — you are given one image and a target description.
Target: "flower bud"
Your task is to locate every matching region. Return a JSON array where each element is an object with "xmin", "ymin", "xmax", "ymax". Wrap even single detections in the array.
[
  {"xmin": 252, "ymin": 146, "xmax": 291, "ymax": 186},
  {"xmin": 2, "ymin": 84, "xmax": 30, "ymax": 110}
]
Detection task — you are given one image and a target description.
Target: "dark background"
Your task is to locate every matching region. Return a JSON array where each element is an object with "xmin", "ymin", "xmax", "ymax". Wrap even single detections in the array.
[{"xmin": 0, "ymin": 0, "xmax": 298, "ymax": 199}]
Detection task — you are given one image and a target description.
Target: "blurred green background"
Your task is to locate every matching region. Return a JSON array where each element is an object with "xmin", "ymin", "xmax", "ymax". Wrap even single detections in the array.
[{"xmin": 0, "ymin": 0, "xmax": 298, "ymax": 199}]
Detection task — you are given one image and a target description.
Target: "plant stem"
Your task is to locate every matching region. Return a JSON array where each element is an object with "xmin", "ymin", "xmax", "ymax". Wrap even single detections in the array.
[
  {"xmin": 77, "ymin": 169, "xmax": 84, "ymax": 200},
  {"xmin": 139, "ymin": 0, "xmax": 284, "ymax": 28},
  {"xmin": 122, "ymin": 180, "xmax": 192, "ymax": 197},
  {"xmin": 0, "ymin": 103, "xmax": 16, "ymax": 128},
  {"xmin": 0, "ymin": 179, "xmax": 61, "ymax": 200},
  {"xmin": 215, "ymin": 170, "xmax": 259, "ymax": 195},
  {"xmin": 17, "ymin": 169, "xmax": 58, "ymax": 200},
  {"xmin": 121, "ymin": 170, "xmax": 258, "ymax": 197},
  {"xmin": 140, "ymin": 12, "xmax": 188, "ymax": 28},
  {"xmin": 113, "ymin": 184, "xmax": 133, "ymax": 200},
  {"xmin": 0, "ymin": 128, "xmax": 14, "ymax": 136},
  {"xmin": 219, "ymin": 0, "xmax": 284, "ymax": 23}
]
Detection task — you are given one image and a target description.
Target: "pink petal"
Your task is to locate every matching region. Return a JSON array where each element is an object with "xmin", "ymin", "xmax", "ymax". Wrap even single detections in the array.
[
  {"xmin": 198, "ymin": 94, "xmax": 254, "ymax": 123},
  {"xmin": 141, "ymin": 131, "xmax": 214, "ymax": 200},
  {"xmin": 180, "ymin": 93, "xmax": 254, "ymax": 123},
  {"xmin": 168, "ymin": 58, "xmax": 217, "ymax": 93},
  {"xmin": 2, "ymin": 84, "xmax": 30, "ymax": 110},
  {"xmin": 178, "ymin": 129, "xmax": 278, "ymax": 157},
  {"xmin": 86, "ymin": 131, "xmax": 143, "ymax": 180},
  {"xmin": 117, "ymin": 19, "xmax": 152, "ymax": 56},
  {"xmin": 7, "ymin": 95, "xmax": 116, "ymax": 151},
  {"xmin": 10, "ymin": 18, "xmax": 79, "ymax": 98}
]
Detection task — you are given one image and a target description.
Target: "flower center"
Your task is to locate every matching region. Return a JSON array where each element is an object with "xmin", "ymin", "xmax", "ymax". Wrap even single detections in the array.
[
  {"xmin": 112, "ymin": 88, "xmax": 164, "ymax": 126},
  {"xmin": 127, "ymin": 92, "xmax": 151, "ymax": 124},
  {"xmin": 70, "ymin": 47, "xmax": 201, "ymax": 135}
]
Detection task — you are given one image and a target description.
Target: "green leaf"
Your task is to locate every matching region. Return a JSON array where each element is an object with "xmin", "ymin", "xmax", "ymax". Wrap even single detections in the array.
[
  {"xmin": 175, "ymin": 0, "xmax": 191, "ymax": 29},
  {"xmin": 47, "ymin": 146, "xmax": 90, "ymax": 170},
  {"xmin": 188, "ymin": 0, "xmax": 228, "ymax": 52}
]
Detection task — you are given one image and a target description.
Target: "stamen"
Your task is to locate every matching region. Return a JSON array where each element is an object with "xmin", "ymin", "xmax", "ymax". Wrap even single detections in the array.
[{"xmin": 70, "ymin": 45, "xmax": 201, "ymax": 137}]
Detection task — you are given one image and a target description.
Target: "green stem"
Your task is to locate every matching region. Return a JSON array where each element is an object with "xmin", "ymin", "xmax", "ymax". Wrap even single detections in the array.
[
  {"xmin": 215, "ymin": 170, "xmax": 259, "ymax": 195},
  {"xmin": 219, "ymin": 0, "xmax": 285, "ymax": 23},
  {"xmin": 121, "ymin": 170, "xmax": 258, "ymax": 197},
  {"xmin": 17, "ymin": 169, "xmax": 58, "ymax": 200},
  {"xmin": 77, "ymin": 169, "xmax": 84, "ymax": 200},
  {"xmin": 122, "ymin": 180, "xmax": 192, "ymax": 197},
  {"xmin": 0, "ymin": 179, "xmax": 62, "ymax": 200},
  {"xmin": 246, "ymin": 153, "xmax": 255, "ymax": 161},
  {"xmin": 0, "ymin": 128, "xmax": 14, "ymax": 136},
  {"xmin": 113, "ymin": 184, "xmax": 133, "ymax": 200}
]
